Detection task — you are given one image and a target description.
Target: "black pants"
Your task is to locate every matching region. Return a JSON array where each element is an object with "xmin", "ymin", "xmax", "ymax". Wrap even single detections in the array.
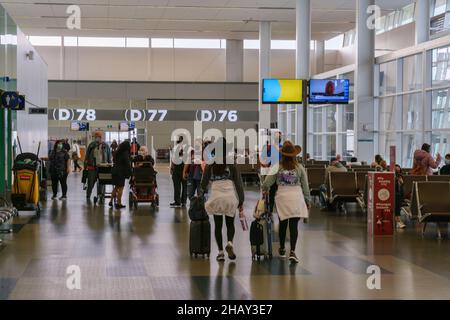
[
  {"xmin": 73, "ymin": 159, "xmax": 82, "ymax": 171},
  {"xmin": 172, "ymin": 171, "xmax": 187, "ymax": 204},
  {"xmin": 51, "ymin": 174, "xmax": 68, "ymax": 197},
  {"xmin": 268, "ymin": 183, "xmax": 278, "ymax": 213},
  {"xmin": 279, "ymin": 217, "xmax": 300, "ymax": 251},
  {"xmin": 213, "ymin": 215, "xmax": 235, "ymax": 251},
  {"xmin": 87, "ymin": 169, "xmax": 102, "ymax": 198}
]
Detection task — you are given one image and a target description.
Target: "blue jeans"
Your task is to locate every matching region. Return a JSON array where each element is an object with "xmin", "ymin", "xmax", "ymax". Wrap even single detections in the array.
[{"xmin": 187, "ymin": 179, "xmax": 202, "ymax": 200}]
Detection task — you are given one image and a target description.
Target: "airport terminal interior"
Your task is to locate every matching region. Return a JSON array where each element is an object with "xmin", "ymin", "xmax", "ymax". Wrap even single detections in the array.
[{"xmin": 1, "ymin": 0, "xmax": 450, "ymax": 300}]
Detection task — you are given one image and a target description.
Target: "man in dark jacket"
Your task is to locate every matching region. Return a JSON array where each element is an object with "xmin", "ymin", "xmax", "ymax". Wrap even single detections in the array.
[
  {"xmin": 170, "ymin": 136, "xmax": 187, "ymax": 207},
  {"xmin": 84, "ymin": 131, "xmax": 112, "ymax": 200},
  {"xmin": 440, "ymin": 154, "xmax": 450, "ymax": 175}
]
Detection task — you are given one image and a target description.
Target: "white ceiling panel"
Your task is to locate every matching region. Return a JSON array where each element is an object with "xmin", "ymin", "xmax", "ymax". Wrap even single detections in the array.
[{"xmin": 0, "ymin": 0, "xmax": 415, "ymax": 40}]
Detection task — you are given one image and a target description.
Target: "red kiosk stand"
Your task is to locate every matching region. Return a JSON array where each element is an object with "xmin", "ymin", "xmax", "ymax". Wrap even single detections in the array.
[{"xmin": 367, "ymin": 172, "xmax": 395, "ymax": 236}]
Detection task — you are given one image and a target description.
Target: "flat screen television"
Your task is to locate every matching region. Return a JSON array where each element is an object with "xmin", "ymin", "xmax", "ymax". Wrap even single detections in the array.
[
  {"xmin": 309, "ymin": 79, "xmax": 350, "ymax": 104},
  {"xmin": 70, "ymin": 121, "xmax": 89, "ymax": 131},
  {"xmin": 262, "ymin": 79, "xmax": 303, "ymax": 104},
  {"xmin": 119, "ymin": 121, "xmax": 135, "ymax": 132}
]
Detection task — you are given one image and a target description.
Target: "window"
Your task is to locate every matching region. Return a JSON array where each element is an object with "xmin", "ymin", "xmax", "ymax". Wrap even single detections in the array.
[
  {"xmin": 28, "ymin": 36, "xmax": 61, "ymax": 46},
  {"xmin": 64, "ymin": 37, "xmax": 77, "ymax": 46},
  {"xmin": 174, "ymin": 39, "xmax": 221, "ymax": 49},
  {"xmin": 151, "ymin": 38, "xmax": 174, "ymax": 48},
  {"xmin": 0, "ymin": 34, "xmax": 17, "ymax": 45},
  {"xmin": 432, "ymin": 89, "xmax": 450, "ymax": 129},
  {"xmin": 78, "ymin": 37, "xmax": 125, "ymax": 47},
  {"xmin": 126, "ymin": 38, "xmax": 149, "ymax": 48},
  {"xmin": 403, "ymin": 54, "xmax": 423, "ymax": 91},
  {"xmin": 403, "ymin": 93, "xmax": 422, "ymax": 130},
  {"xmin": 272, "ymin": 40, "xmax": 296, "ymax": 50},
  {"xmin": 433, "ymin": 0, "xmax": 447, "ymax": 16},
  {"xmin": 401, "ymin": 3, "xmax": 415, "ymax": 25},
  {"xmin": 325, "ymin": 35, "xmax": 343, "ymax": 50},
  {"xmin": 379, "ymin": 61, "xmax": 397, "ymax": 96},
  {"xmin": 244, "ymin": 40, "xmax": 259, "ymax": 49},
  {"xmin": 432, "ymin": 45, "xmax": 450, "ymax": 86}
]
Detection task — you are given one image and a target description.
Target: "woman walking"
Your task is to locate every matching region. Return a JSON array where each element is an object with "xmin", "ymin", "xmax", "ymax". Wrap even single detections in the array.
[
  {"xmin": 201, "ymin": 138, "xmax": 244, "ymax": 262},
  {"xmin": 261, "ymin": 141, "xmax": 311, "ymax": 263},
  {"xmin": 49, "ymin": 140, "xmax": 71, "ymax": 200},
  {"xmin": 110, "ymin": 140, "xmax": 132, "ymax": 209}
]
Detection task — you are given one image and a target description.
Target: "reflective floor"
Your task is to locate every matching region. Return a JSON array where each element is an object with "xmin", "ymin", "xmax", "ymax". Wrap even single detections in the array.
[{"xmin": 1, "ymin": 164, "xmax": 450, "ymax": 300}]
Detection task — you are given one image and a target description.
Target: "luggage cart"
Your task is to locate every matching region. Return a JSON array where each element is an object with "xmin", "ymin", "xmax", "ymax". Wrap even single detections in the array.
[{"xmin": 94, "ymin": 164, "xmax": 113, "ymax": 206}]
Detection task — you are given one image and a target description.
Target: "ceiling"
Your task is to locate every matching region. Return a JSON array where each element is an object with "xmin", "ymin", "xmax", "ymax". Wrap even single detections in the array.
[{"xmin": 0, "ymin": 0, "xmax": 414, "ymax": 41}]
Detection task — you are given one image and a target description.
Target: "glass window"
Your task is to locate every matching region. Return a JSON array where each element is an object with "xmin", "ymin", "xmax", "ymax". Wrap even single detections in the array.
[
  {"xmin": 379, "ymin": 97, "xmax": 396, "ymax": 131},
  {"xmin": 313, "ymin": 108, "xmax": 322, "ymax": 132},
  {"xmin": 432, "ymin": 132, "xmax": 450, "ymax": 158},
  {"xmin": 432, "ymin": 89, "xmax": 450, "ymax": 129},
  {"xmin": 78, "ymin": 37, "xmax": 125, "ymax": 47},
  {"xmin": 401, "ymin": 3, "xmax": 415, "ymax": 25},
  {"xmin": 313, "ymin": 135, "xmax": 322, "ymax": 159},
  {"xmin": 379, "ymin": 132, "xmax": 397, "ymax": 164},
  {"xmin": 432, "ymin": 45, "xmax": 450, "ymax": 86},
  {"xmin": 151, "ymin": 38, "xmax": 174, "ymax": 48},
  {"xmin": 272, "ymin": 40, "xmax": 296, "ymax": 50},
  {"xmin": 174, "ymin": 39, "xmax": 221, "ymax": 49},
  {"xmin": 379, "ymin": 61, "xmax": 397, "ymax": 95},
  {"xmin": 403, "ymin": 54, "xmax": 423, "ymax": 91},
  {"xmin": 326, "ymin": 135, "xmax": 337, "ymax": 159},
  {"xmin": 325, "ymin": 35, "xmax": 343, "ymax": 50},
  {"xmin": 64, "ymin": 37, "xmax": 77, "ymax": 46},
  {"xmin": 244, "ymin": 40, "xmax": 259, "ymax": 49},
  {"xmin": 433, "ymin": 0, "xmax": 447, "ymax": 16},
  {"xmin": 402, "ymin": 133, "xmax": 422, "ymax": 167},
  {"xmin": 126, "ymin": 38, "xmax": 149, "ymax": 48},
  {"xmin": 343, "ymin": 104, "xmax": 354, "ymax": 131},
  {"xmin": 29, "ymin": 36, "xmax": 61, "ymax": 46},
  {"xmin": 326, "ymin": 106, "xmax": 337, "ymax": 132},
  {"xmin": 376, "ymin": 15, "xmax": 386, "ymax": 34},
  {"xmin": 403, "ymin": 93, "xmax": 422, "ymax": 130}
]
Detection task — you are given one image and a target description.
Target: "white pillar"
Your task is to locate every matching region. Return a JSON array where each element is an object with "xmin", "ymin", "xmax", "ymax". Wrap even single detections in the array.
[
  {"xmin": 226, "ymin": 39, "xmax": 244, "ymax": 82},
  {"xmin": 415, "ymin": 0, "xmax": 430, "ymax": 44},
  {"xmin": 355, "ymin": 0, "xmax": 375, "ymax": 162},
  {"xmin": 259, "ymin": 22, "xmax": 271, "ymax": 131},
  {"xmin": 295, "ymin": 0, "xmax": 311, "ymax": 156},
  {"xmin": 315, "ymin": 40, "xmax": 325, "ymax": 74}
]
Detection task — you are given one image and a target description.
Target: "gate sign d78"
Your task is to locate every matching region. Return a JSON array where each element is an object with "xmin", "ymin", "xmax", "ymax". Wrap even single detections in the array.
[{"xmin": 55, "ymin": 108, "xmax": 97, "ymax": 121}]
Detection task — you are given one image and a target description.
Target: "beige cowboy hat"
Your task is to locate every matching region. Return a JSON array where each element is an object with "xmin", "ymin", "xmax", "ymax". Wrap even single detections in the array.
[{"xmin": 280, "ymin": 141, "xmax": 302, "ymax": 157}]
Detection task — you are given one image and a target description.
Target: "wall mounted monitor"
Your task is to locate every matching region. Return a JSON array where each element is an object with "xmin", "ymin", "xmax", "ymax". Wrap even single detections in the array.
[
  {"xmin": 262, "ymin": 79, "xmax": 303, "ymax": 104},
  {"xmin": 119, "ymin": 121, "xmax": 136, "ymax": 132},
  {"xmin": 70, "ymin": 121, "xmax": 89, "ymax": 131},
  {"xmin": 309, "ymin": 79, "xmax": 350, "ymax": 104}
]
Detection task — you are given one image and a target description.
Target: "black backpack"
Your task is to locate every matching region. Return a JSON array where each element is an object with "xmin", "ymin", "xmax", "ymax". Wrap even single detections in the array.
[{"xmin": 188, "ymin": 196, "xmax": 208, "ymax": 221}]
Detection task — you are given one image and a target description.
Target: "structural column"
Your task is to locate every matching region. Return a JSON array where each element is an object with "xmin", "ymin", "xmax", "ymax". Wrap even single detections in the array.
[
  {"xmin": 295, "ymin": 0, "xmax": 311, "ymax": 158},
  {"xmin": 226, "ymin": 39, "xmax": 244, "ymax": 82},
  {"xmin": 355, "ymin": 0, "xmax": 375, "ymax": 162},
  {"xmin": 259, "ymin": 21, "xmax": 271, "ymax": 131},
  {"xmin": 315, "ymin": 39, "xmax": 325, "ymax": 74},
  {"xmin": 415, "ymin": 0, "xmax": 430, "ymax": 44}
]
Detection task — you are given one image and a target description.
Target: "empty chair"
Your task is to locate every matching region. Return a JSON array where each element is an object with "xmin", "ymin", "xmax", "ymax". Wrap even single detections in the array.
[
  {"xmin": 427, "ymin": 175, "xmax": 450, "ymax": 182},
  {"xmin": 313, "ymin": 160, "xmax": 329, "ymax": 166},
  {"xmin": 328, "ymin": 172, "xmax": 362, "ymax": 213},
  {"xmin": 411, "ymin": 181, "xmax": 450, "ymax": 239},
  {"xmin": 305, "ymin": 164, "xmax": 326, "ymax": 169},
  {"xmin": 307, "ymin": 168, "xmax": 326, "ymax": 204},
  {"xmin": 402, "ymin": 175, "xmax": 427, "ymax": 200}
]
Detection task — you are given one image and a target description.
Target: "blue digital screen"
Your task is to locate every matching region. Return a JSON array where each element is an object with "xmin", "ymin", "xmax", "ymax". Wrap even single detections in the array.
[
  {"xmin": 119, "ymin": 121, "xmax": 135, "ymax": 131},
  {"xmin": 309, "ymin": 79, "xmax": 350, "ymax": 104},
  {"xmin": 70, "ymin": 121, "xmax": 89, "ymax": 131}
]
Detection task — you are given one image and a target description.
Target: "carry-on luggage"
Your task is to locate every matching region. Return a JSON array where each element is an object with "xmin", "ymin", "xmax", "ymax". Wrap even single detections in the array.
[
  {"xmin": 189, "ymin": 219, "xmax": 211, "ymax": 258},
  {"xmin": 250, "ymin": 195, "xmax": 273, "ymax": 260},
  {"xmin": 188, "ymin": 196, "xmax": 208, "ymax": 221}
]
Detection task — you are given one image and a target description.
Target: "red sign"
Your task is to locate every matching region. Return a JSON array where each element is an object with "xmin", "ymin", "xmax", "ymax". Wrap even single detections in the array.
[
  {"xmin": 389, "ymin": 146, "xmax": 396, "ymax": 172},
  {"xmin": 19, "ymin": 175, "xmax": 31, "ymax": 181},
  {"xmin": 367, "ymin": 172, "xmax": 395, "ymax": 236}
]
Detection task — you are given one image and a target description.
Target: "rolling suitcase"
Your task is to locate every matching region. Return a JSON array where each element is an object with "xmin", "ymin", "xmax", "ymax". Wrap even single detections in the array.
[
  {"xmin": 189, "ymin": 219, "xmax": 211, "ymax": 258},
  {"xmin": 250, "ymin": 195, "xmax": 273, "ymax": 260}
]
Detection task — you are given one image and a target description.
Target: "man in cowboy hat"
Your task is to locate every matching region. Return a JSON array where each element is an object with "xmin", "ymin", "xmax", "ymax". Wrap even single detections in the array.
[{"xmin": 85, "ymin": 130, "xmax": 112, "ymax": 200}]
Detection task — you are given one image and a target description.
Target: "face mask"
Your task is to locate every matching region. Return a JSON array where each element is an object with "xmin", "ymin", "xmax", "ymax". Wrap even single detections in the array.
[
  {"xmin": 57, "ymin": 144, "xmax": 63, "ymax": 151},
  {"xmin": 445, "ymin": 159, "xmax": 450, "ymax": 165},
  {"xmin": 95, "ymin": 137, "xmax": 101, "ymax": 143}
]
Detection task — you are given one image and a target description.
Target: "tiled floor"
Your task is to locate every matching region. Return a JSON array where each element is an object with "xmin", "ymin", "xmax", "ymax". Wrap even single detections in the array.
[{"xmin": 1, "ymin": 164, "xmax": 450, "ymax": 300}]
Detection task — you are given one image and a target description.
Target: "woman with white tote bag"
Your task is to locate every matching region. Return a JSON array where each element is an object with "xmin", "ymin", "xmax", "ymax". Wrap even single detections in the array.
[
  {"xmin": 261, "ymin": 141, "xmax": 311, "ymax": 263},
  {"xmin": 201, "ymin": 138, "xmax": 245, "ymax": 262}
]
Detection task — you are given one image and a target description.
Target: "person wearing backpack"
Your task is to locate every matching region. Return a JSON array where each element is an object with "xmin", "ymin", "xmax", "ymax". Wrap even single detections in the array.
[
  {"xmin": 201, "ymin": 137, "xmax": 244, "ymax": 262},
  {"xmin": 261, "ymin": 141, "xmax": 311, "ymax": 263},
  {"xmin": 49, "ymin": 140, "xmax": 71, "ymax": 200}
]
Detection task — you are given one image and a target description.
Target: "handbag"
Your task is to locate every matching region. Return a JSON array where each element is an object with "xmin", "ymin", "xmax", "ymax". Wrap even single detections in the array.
[{"xmin": 253, "ymin": 199, "xmax": 266, "ymax": 219}]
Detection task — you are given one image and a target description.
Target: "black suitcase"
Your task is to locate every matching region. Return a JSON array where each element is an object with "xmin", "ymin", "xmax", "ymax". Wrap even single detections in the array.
[{"xmin": 189, "ymin": 219, "xmax": 211, "ymax": 258}]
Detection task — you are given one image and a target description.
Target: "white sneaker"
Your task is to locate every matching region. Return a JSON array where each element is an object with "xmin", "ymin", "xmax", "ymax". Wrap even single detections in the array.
[{"xmin": 396, "ymin": 221, "xmax": 406, "ymax": 229}]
